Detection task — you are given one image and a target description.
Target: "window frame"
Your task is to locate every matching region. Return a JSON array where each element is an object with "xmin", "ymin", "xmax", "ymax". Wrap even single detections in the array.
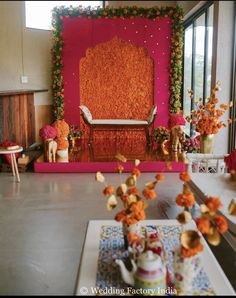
[
  {"xmin": 229, "ymin": 1, "xmax": 236, "ymax": 152},
  {"xmin": 182, "ymin": 1, "xmax": 215, "ymax": 136}
]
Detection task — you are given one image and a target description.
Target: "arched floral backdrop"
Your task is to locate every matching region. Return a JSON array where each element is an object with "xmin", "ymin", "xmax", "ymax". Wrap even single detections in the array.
[
  {"xmin": 51, "ymin": 5, "xmax": 184, "ymax": 135},
  {"xmin": 80, "ymin": 36, "xmax": 153, "ymax": 120}
]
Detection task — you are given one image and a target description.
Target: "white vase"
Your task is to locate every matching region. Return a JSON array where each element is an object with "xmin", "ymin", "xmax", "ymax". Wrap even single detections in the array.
[
  {"xmin": 173, "ymin": 248, "xmax": 202, "ymax": 295},
  {"xmin": 122, "ymin": 222, "xmax": 142, "ymax": 250},
  {"xmin": 56, "ymin": 149, "xmax": 69, "ymax": 162}
]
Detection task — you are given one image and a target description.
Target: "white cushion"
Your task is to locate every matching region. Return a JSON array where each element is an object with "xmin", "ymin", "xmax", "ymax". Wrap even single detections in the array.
[
  {"xmin": 147, "ymin": 105, "xmax": 157, "ymax": 123},
  {"xmin": 91, "ymin": 119, "xmax": 148, "ymax": 125},
  {"xmin": 79, "ymin": 105, "xmax": 93, "ymax": 123}
]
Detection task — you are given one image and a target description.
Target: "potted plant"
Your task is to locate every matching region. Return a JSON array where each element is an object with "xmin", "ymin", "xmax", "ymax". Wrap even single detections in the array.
[{"xmin": 68, "ymin": 125, "xmax": 82, "ymax": 149}]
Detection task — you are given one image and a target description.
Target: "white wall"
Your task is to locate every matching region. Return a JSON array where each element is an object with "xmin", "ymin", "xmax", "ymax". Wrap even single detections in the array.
[
  {"xmin": 0, "ymin": 1, "xmax": 52, "ymax": 103},
  {"xmin": 0, "ymin": 1, "xmax": 52, "ymax": 141},
  {"xmin": 177, "ymin": 1, "xmax": 201, "ymax": 15}
]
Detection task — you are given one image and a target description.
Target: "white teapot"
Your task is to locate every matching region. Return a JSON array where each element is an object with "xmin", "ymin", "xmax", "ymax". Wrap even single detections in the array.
[{"xmin": 116, "ymin": 250, "xmax": 167, "ymax": 294}]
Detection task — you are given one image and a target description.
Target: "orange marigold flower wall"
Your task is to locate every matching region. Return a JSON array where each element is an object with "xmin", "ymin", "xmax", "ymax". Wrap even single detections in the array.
[{"xmin": 80, "ymin": 37, "xmax": 153, "ymax": 140}]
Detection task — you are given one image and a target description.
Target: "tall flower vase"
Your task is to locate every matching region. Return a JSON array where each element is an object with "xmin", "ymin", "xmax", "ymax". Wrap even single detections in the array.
[
  {"xmin": 122, "ymin": 222, "xmax": 142, "ymax": 250},
  {"xmin": 200, "ymin": 134, "xmax": 214, "ymax": 154},
  {"xmin": 173, "ymin": 248, "xmax": 202, "ymax": 295}
]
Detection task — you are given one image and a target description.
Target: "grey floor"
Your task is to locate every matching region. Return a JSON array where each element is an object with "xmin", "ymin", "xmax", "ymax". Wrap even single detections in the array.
[{"xmin": 0, "ymin": 172, "xmax": 235, "ymax": 295}]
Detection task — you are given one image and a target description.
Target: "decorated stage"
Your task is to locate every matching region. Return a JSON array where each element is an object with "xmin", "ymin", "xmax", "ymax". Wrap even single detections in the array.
[
  {"xmin": 35, "ymin": 5, "xmax": 186, "ymax": 174},
  {"xmin": 34, "ymin": 137, "xmax": 187, "ymax": 173}
]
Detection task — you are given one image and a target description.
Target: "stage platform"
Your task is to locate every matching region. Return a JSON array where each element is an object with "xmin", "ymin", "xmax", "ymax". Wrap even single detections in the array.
[{"xmin": 34, "ymin": 138, "xmax": 187, "ymax": 173}]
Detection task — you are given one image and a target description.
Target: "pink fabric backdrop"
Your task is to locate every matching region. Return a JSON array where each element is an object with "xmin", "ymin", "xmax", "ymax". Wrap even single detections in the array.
[{"xmin": 62, "ymin": 17, "xmax": 172, "ymax": 127}]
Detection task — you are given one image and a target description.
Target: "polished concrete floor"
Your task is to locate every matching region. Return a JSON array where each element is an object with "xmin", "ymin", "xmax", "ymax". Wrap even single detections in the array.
[
  {"xmin": 0, "ymin": 172, "xmax": 235, "ymax": 295},
  {"xmin": 0, "ymin": 172, "xmax": 184, "ymax": 295}
]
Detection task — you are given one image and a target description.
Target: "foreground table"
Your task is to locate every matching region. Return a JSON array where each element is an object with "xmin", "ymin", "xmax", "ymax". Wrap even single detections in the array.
[
  {"xmin": 0, "ymin": 147, "xmax": 23, "ymax": 182},
  {"xmin": 75, "ymin": 220, "xmax": 235, "ymax": 296}
]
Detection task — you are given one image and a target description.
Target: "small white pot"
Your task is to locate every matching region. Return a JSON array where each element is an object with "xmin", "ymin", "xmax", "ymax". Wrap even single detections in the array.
[{"xmin": 56, "ymin": 149, "xmax": 69, "ymax": 162}]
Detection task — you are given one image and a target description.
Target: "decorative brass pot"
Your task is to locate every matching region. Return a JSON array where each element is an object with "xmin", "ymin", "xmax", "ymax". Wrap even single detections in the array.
[{"xmin": 200, "ymin": 134, "xmax": 214, "ymax": 154}]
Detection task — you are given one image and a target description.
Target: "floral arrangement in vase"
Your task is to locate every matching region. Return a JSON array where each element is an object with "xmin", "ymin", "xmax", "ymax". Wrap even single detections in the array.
[
  {"xmin": 152, "ymin": 127, "xmax": 170, "ymax": 143},
  {"xmin": 39, "ymin": 124, "xmax": 57, "ymax": 141},
  {"xmin": 183, "ymin": 136, "xmax": 200, "ymax": 153},
  {"xmin": 152, "ymin": 127, "xmax": 170, "ymax": 155},
  {"xmin": 68, "ymin": 125, "xmax": 82, "ymax": 140},
  {"xmin": 174, "ymin": 171, "xmax": 229, "ymax": 294},
  {"xmin": 185, "ymin": 82, "xmax": 233, "ymax": 153},
  {"xmin": 68, "ymin": 125, "xmax": 83, "ymax": 149},
  {"xmin": 96, "ymin": 154, "xmax": 164, "ymax": 252},
  {"xmin": 53, "ymin": 119, "xmax": 70, "ymax": 150}
]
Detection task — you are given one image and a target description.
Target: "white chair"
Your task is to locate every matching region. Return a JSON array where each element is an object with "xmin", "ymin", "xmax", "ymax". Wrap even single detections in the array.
[{"xmin": 186, "ymin": 153, "xmax": 227, "ymax": 173}]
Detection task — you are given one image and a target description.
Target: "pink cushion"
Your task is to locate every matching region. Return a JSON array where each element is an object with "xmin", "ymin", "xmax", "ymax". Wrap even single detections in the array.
[{"xmin": 0, "ymin": 141, "xmax": 20, "ymax": 164}]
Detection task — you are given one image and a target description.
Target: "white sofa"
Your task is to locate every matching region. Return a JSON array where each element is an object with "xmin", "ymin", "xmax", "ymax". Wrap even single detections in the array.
[{"xmin": 79, "ymin": 105, "xmax": 157, "ymax": 146}]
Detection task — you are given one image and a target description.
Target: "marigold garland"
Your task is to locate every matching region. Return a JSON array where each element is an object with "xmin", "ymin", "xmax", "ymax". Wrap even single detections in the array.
[
  {"xmin": 176, "ymin": 193, "xmax": 195, "ymax": 208},
  {"xmin": 180, "ymin": 243, "xmax": 204, "ymax": 258},
  {"xmin": 51, "ymin": 5, "xmax": 184, "ymax": 120},
  {"xmin": 205, "ymin": 196, "xmax": 222, "ymax": 213},
  {"xmin": 214, "ymin": 215, "xmax": 228, "ymax": 234},
  {"xmin": 195, "ymin": 218, "xmax": 210, "ymax": 234}
]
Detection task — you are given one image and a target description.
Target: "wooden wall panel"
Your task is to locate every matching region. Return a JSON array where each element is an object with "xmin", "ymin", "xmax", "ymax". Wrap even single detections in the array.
[{"xmin": 0, "ymin": 92, "xmax": 36, "ymax": 149}]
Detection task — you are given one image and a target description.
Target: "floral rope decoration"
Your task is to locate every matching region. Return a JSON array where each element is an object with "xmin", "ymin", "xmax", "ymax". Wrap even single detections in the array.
[
  {"xmin": 51, "ymin": 4, "xmax": 184, "ymax": 120},
  {"xmin": 95, "ymin": 154, "xmax": 164, "ymax": 246}
]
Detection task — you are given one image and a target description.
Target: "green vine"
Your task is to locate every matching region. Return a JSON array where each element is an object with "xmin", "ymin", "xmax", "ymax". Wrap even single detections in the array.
[{"xmin": 51, "ymin": 4, "xmax": 184, "ymax": 120}]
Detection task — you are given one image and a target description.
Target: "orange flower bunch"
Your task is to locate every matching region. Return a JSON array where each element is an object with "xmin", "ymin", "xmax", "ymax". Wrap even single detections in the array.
[
  {"xmin": 53, "ymin": 119, "xmax": 70, "ymax": 150},
  {"xmin": 186, "ymin": 82, "xmax": 233, "ymax": 136},
  {"xmin": 96, "ymin": 155, "xmax": 164, "ymax": 227},
  {"xmin": 176, "ymin": 192, "xmax": 195, "ymax": 208},
  {"xmin": 175, "ymin": 171, "xmax": 228, "ymax": 258},
  {"xmin": 205, "ymin": 196, "xmax": 222, "ymax": 213},
  {"xmin": 179, "ymin": 171, "xmax": 191, "ymax": 182},
  {"xmin": 56, "ymin": 138, "xmax": 69, "ymax": 150},
  {"xmin": 53, "ymin": 119, "xmax": 70, "ymax": 138},
  {"xmin": 180, "ymin": 242, "xmax": 203, "ymax": 258},
  {"xmin": 115, "ymin": 201, "xmax": 146, "ymax": 225},
  {"xmin": 176, "ymin": 172, "xmax": 196, "ymax": 208},
  {"xmin": 194, "ymin": 196, "xmax": 228, "ymax": 246}
]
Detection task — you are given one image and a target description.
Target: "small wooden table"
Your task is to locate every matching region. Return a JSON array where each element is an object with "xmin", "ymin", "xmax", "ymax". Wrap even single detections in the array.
[{"xmin": 0, "ymin": 147, "xmax": 23, "ymax": 182}]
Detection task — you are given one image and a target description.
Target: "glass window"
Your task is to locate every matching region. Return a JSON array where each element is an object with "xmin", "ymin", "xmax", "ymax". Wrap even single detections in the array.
[
  {"xmin": 25, "ymin": 1, "xmax": 103, "ymax": 30},
  {"xmin": 206, "ymin": 5, "xmax": 214, "ymax": 98},
  {"xmin": 194, "ymin": 13, "xmax": 205, "ymax": 101},
  {"xmin": 183, "ymin": 3, "xmax": 214, "ymax": 136},
  {"xmin": 183, "ymin": 25, "xmax": 193, "ymax": 135}
]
